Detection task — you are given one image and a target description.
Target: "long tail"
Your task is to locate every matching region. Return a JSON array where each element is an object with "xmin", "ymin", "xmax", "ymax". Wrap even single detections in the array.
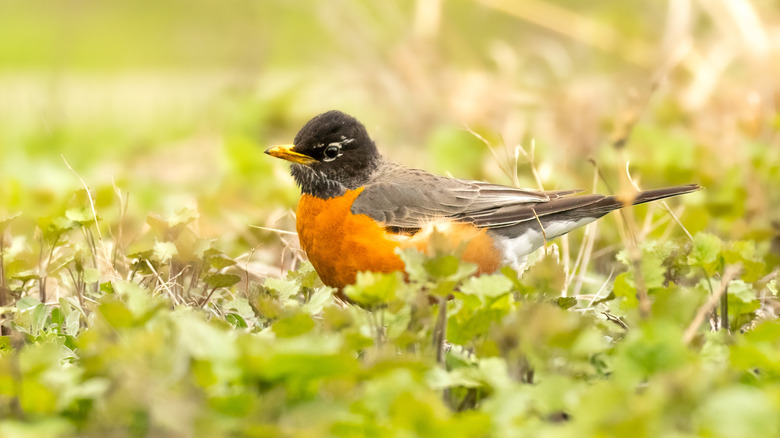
[
  {"xmin": 567, "ymin": 183, "xmax": 702, "ymax": 219},
  {"xmin": 486, "ymin": 183, "xmax": 701, "ymax": 239},
  {"xmin": 631, "ymin": 184, "xmax": 702, "ymax": 206}
]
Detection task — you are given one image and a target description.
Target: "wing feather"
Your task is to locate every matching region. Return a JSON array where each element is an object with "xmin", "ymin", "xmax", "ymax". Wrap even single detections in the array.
[
  {"xmin": 350, "ymin": 164, "xmax": 698, "ymax": 232},
  {"xmin": 350, "ymin": 166, "xmax": 560, "ymax": 229}
]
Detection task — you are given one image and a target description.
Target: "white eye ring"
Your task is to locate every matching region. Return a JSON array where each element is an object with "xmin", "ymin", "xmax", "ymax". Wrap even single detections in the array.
[{"xmin": 323, "ymin": 144, "xmax": 342, "ymax": 162}]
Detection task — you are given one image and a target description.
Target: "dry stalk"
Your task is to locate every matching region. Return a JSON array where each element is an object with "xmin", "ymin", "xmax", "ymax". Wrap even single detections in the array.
[
  {"xmin": 62, "ymin": 155, "xmax": 120, "ymax": 280},
  {"xmin": 145, "ymin": 259, "xmax": 181, "ymax": 306},
  {"xmin": 683, "ymin": 264, "xmax": 742, "ymax": 345},
  {"xmin": 568, "ymin": 164, "xmax": 602, "ymax": 296}
]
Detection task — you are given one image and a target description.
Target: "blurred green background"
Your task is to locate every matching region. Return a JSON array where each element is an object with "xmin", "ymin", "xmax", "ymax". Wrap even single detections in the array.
[{"xmin": 1, "ymin": 0, "xmax": 778, "ymax": 272}]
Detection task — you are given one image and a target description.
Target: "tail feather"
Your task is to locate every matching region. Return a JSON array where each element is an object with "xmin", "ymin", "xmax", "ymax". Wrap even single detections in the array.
[
  {"xmin": 582, "ymin": 183, "xmax": 702, "ymax": 216},
  {"xmin": 632, "ymin": 184, "xmax": 701, "ymax": 205},
  {"xmin": 486, "ymin": 183, "xmax": 701, "ymax": 239}
]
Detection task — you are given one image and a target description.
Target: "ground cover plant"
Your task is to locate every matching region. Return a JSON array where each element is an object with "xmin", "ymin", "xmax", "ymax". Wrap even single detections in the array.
[{"xmin": 2, "ymin": 1, "xmax": 780, "ymax": 437}]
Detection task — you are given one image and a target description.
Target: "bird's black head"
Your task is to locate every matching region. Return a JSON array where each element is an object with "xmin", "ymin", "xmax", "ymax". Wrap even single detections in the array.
[{"xmin": 265, "ymin": 110, "xmax": 381, "ymax": 198}]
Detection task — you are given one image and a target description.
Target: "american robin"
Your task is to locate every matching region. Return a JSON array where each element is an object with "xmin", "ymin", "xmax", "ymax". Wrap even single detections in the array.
[{"xmin": 266, "ymin": 110, "xmax": 699, "ymax": 289}]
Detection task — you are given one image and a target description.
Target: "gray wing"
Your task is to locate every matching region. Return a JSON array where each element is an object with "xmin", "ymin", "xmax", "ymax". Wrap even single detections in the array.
[
  {"xmin": 351, "ymin": 164, "xmax": 699, "ymax": 235},
  {"xmin": 350, "ymin": 166, "xmax": 579, "ymax": 229}
]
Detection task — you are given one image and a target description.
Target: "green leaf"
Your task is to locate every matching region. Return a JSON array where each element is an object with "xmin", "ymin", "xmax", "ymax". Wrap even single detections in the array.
[
  {"xmin": 208, "ymin": 255, "xmax": 237, "ymax": 270},
  {"xmin": 424, "ymin": 255, "xmax": 461, "ymax": 279},
  {"xmin": 640, "ymin": 251, "xmax": 668, "ymax": 291},
  {"xmin": 65, "ymin": 208, "xmax": 96, "ymax": 224},
  {"xmin": 203, "ymin": 273, "xmax": 241, "ymax": 289},
  {"xmin": 38, "ymin": 215, "xmax": 76, "ymax": 245},
  {"xmin": 263, "ymin": 277, "xmax": 300, "ymax": 300},
  {"xmin": 398, "ymin": 248, "xmax": 428, "ymax": 283},
  {"xmin": 557, "ymin": 296, "xmax": 578, "ymax": 309},
  {"xmin": 153, "ymin": 241, "xmax": 178, "ymax": 262},
  {"xmin": 302, "ymin": 287, "xmax": 334, "ymax": 314},
  {"xmin": 727, "ymin": 280, "xmax": 760, "ymax": 329},
  {"xmin": 322, "ymin": 306, "xmax": 355, "ymax": 332},
  {"xmin": 174, "ymin": 310, "xmax": 239, "ymax": 383},
  {"xmin": 613, "ymin": 320, "xmax": 689, "ymax": 383},
  {"xmin": 724, "ymin": 240, "xmax": 766, "ymax": 282},
  {"xmin": 146, "ymin": 209, "xmax": 198, "ymax": 242},
  {"xmin": 344, "ymin": 271, "xmax": 402, "ymax": 307},
  {"xmin": 98, "ymin": 296, "xmax": 134, "ymax": 329},
  {"xmin": 651, "ymin": 286, "xmax": 706, "ymax": 325},
  {"xmin": 728, "ymin": 280, "xmax": 756, "ymax": 303},
  {"xmin": 688, "ymin": 233, "xmax": 722, "ymax": 275},
  {"xmin": 286, "ymin": 261, "xmax": 321, "ymax": 289},
  {"xmin": 593, "ymin": 291, "xmax": 616, "ymax": 306},
  {"xmin": 696, "ymin": 387, "xmax": 779, "ymax": 437},
  {"xmin": 617, "ymin": 241, "xmax": 674, "ymax": 291},
  {"xmin": 170, "ymin": 208, "xmax": 199, "ymax": 227},
  {"xmin": 449, "ymin": 305, "xmax": 509, "ymax": 345},
  {"xmin": 128, "ymin": 250, "xmax": 156, "ymax": 275},
  {"xmin": 225, "ymin": 313, "xmax": 248, "ymax": 328},
  {"xmin": 20, "ymin": 380, "xmax": 58, "ymax": 414},
  {"xmin": 19, "ymin": 337, "xmax": 62, "ymax": 375},
  {"xmin": 113, "ymin": 281, "xmax": 166, "ymax": 321},
  {"xmin": 426, "ymin": 366, "xmax": 483, "ymax": 390},
  {"xmin": 30, "ymin": 303, "xmax": 49, "ymax": 336},
  {"xmin": 51, "ymin": 306, "xmax": 64, "ymax": 329},
  {"xmin": 177, "ymin": 236, "xmax": 213, "ymax": 263},
  {"xmin": 398, "ymin": 248, "xmax": 475, "ymax": 286},
  {"xmin": 518, "ymin": 254, "xmax": 565, "ymax": 297},
  {"xmin": 460, "ymin": 274, "xmax": 513, "ymax": 299},
  {"xmin": 83, "ymin": 268, "xmax": 100, "ymax": 284},
  {"xmin": 11, "ymin": 271, "xmax": 40, "ymax": 283},
  {"xmin": 57, "ymin": 297, "xmax": 73, "ymax": 316},
  {"xmin": 271, "ymin": 312, "xmax": 316, "ymax": 337},
  {"xmin": 100, "ymin": 281, "xmax": 115, "ymax": 294},
  {"xmin": 65, "ymin": 308, "xmax": 81, "ymax": 336},
  {"xmin": 146, "ymin": 214, "xmax": 172, "ymax": 236},
  {"xmin": 16, "ymin": 295, "xmax": 41, "ymax": 311},
  {"xmin": 0, "ymin": 336, "xmax": 11, "ymax": 353},
  {"xmin": 612, "ymin": 272, "xmax": 638, "ymax": 309}
]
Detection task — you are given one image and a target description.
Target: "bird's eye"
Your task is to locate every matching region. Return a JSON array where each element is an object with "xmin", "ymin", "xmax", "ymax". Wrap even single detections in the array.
[{"xmin": 323, "ymin": 145, "xmax": 341, "ymax": 161}]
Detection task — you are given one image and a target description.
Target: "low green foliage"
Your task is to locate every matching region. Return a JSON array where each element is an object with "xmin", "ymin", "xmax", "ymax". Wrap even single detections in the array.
[{"xmin": 1, "ymin": 200, "xmax": 779, "ymax": 436}]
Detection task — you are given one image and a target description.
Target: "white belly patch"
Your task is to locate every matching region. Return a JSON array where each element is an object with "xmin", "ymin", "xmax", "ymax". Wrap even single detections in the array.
[{"xmin": 493, "ymin": 217, "xmax": 596, "ymax": 271}]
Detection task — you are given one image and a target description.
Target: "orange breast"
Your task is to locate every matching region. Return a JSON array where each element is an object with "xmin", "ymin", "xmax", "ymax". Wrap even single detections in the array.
[{"xmin": 296, "ymin": 189, "xmax": 502, "ymax": 289}]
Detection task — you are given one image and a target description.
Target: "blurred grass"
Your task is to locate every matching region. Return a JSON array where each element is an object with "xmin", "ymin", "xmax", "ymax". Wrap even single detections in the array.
[{"xmin": 1, "ymin": 0, "xmax": 778, "ymax": 272}]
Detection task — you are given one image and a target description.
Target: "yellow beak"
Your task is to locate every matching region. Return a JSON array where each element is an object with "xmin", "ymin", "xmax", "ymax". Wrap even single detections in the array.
[{"xmin": 264, "ymin": 144, "xmax": 317, "ymax": 165}]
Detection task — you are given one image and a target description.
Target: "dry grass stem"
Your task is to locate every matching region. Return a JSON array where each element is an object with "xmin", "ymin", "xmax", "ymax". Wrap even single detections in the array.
[
  {"xmin": 247, "ymin": 224, "xmax": 299, "ymax": 237},
  {"xmin": 683, "ymin": 264, "xmax": 743, "ymax": 345},
  {"xmin": 61, "ymin": 155, "xmax": 119, "ymax": 280},
  {"xmin": 568, "ymin": 166, "xmax": 602, "ymax": 296},
  {"xmin": 145, "ymin": 259, "xmax": 181, "ymax": 306},
  {"xmin": 463, "ymin": 124, "xmax": 515, "ymax": 185}
]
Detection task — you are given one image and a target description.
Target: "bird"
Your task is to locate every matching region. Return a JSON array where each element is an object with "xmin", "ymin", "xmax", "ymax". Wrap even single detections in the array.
[{"xmin": 265, "ymin": 110, "xmax": 699, "ymax": 290}]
